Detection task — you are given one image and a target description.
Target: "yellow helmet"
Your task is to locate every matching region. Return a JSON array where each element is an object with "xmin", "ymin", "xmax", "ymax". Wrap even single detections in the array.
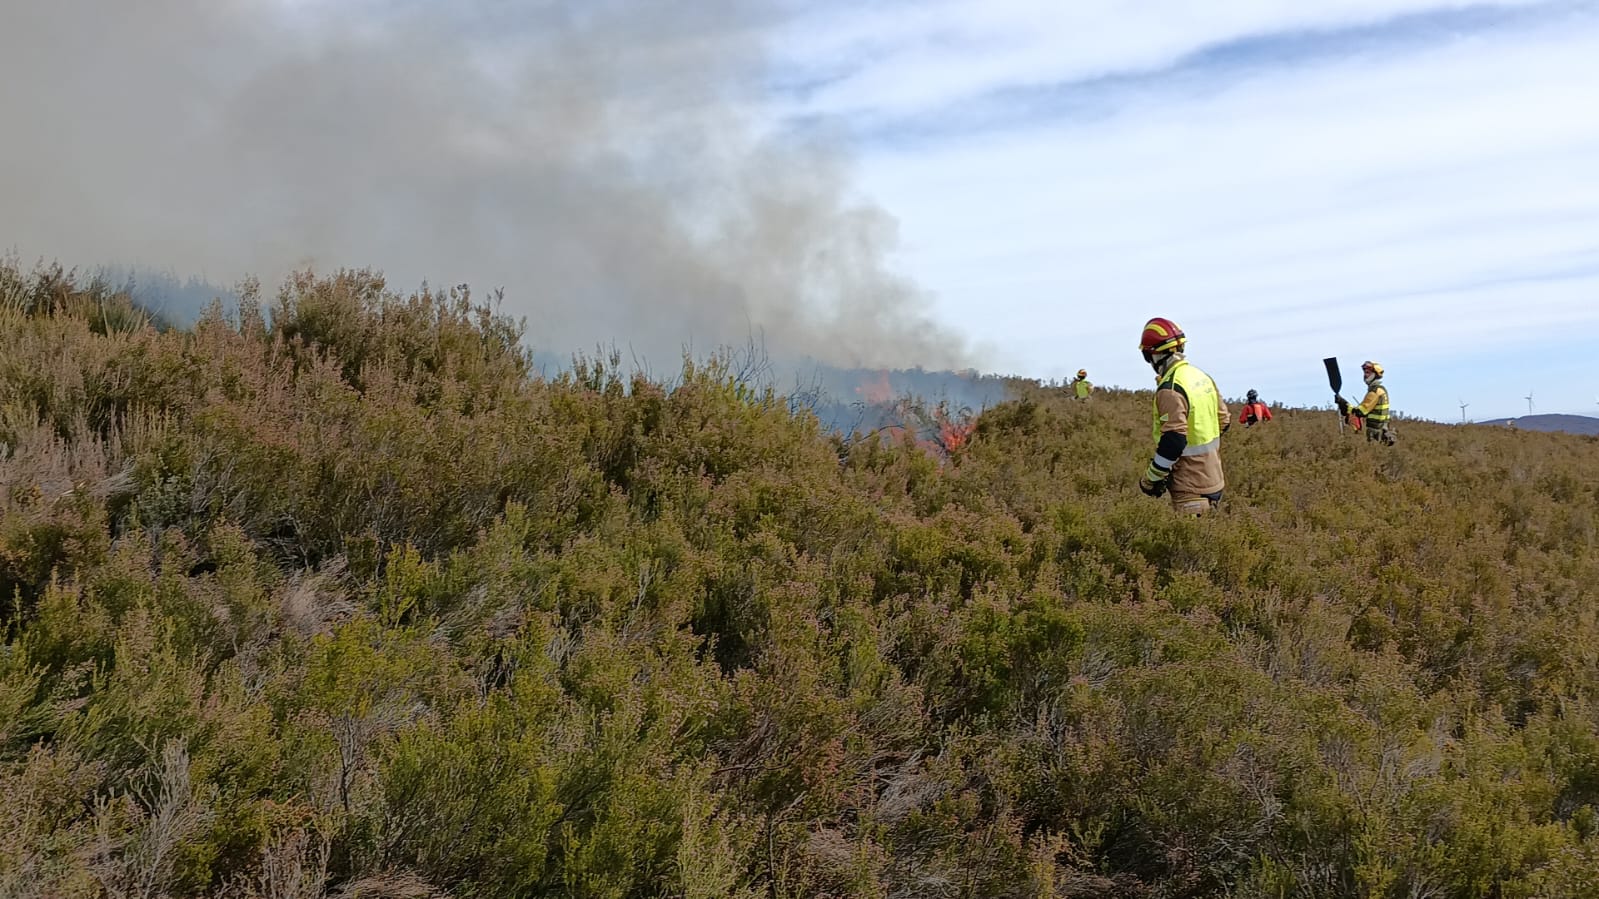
[{"xmin": 1362, "ymin": 360, "xmax": 1384, "ymax": 378}]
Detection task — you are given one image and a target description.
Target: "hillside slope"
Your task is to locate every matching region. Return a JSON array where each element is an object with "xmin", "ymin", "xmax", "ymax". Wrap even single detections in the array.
[
  {"xmin": 4, "ymin": 265, "xmax": 1599, "ymax": 898},
  {"xmin": 1477, "ymin": 413, "xmax": 1599, "ymax": 435}
]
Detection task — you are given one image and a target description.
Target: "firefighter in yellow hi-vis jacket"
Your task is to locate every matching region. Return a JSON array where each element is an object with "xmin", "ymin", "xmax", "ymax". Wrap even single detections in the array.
[
  {"xmin": 1348, "ymin": 360, "xmax": 1395, "ymax": 445},
  {"xmin": 1135, "ymin": 317, "xmax": 1231, "ymax": 516}
]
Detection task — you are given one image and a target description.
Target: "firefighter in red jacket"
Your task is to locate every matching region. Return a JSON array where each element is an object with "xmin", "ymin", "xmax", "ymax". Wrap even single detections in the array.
[{"xmin": 1238, "ymin": 389, "xmax": 1273, "ymax": 428}]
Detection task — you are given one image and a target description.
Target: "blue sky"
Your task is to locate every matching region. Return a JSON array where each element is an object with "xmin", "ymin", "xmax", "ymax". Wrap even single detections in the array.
[
  {"xmin": 760, "ymin": 0, "xmax": 1599, "ymax": 421},
  {"xmin": 2, "ymin": 0, "xmax": 1596, "ymax": 422}
]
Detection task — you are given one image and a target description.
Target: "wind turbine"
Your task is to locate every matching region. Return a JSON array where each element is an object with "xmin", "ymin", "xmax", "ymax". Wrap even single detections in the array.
[
  {"xmin": 1458, "ymin": 399, "xmax": 1470, "ymax": 423},
  {"xmin": 1525, "ymin": 390, "xmax": 1536, "ymax": 414}
]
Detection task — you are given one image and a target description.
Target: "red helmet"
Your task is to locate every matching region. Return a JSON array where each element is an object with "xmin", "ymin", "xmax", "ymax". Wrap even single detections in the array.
[{"xmin": 1138, "ymin": 317, "xmax": 1185, "ymax": 354}]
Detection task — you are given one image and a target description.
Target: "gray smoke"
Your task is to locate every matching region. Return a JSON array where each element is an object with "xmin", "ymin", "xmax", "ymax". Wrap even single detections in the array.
[{"xmin": 0, "ymin": 0, "xmax": 973, "ymax": 371}]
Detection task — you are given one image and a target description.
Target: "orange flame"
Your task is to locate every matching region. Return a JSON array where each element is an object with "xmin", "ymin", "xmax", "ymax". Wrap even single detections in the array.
[
  {"xmin": 854, "ymin": 370, "xmax": 894, "ymax": 405},
  {"xmin": 846, "ymin": 372, "xmax": 978, "ymax": 467}
]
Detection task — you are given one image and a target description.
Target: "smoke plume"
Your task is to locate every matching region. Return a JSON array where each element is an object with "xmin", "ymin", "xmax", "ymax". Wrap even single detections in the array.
[{"xmin": 0, "ymin": 0, "xmax": 973, "ymax": 372}]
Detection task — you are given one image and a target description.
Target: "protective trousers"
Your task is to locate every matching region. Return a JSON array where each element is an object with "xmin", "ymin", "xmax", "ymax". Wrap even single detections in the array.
[{"xmin": 1172, "ymin": 490, "xmax": 1224, "ymax": 517}]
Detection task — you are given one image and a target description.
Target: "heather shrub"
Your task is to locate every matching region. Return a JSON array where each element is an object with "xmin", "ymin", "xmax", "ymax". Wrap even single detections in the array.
[{"xmin": 5, "ymin": 260, "xmax": 1599, "ymax": 897}]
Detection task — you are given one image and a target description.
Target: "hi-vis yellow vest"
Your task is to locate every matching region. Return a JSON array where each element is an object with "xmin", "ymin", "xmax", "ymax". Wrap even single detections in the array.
[
  {"xmin": 1152, "ymin": 360, "xmax": 1222, "ymax": 453},
  {"xmin": 1361, "ymin": 383, "xmax": 1390, "ymax": 423}
]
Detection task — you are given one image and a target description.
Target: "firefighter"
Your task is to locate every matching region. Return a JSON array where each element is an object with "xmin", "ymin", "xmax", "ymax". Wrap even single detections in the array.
[
  {"xmin": 1238, "ymin": 389, "xmax": 1273, "ymax": 427},
  {"xmin": 1072, "ymin": 369, "xmax": 1092, "ymax": 400},
  {"xmin": 1136, "ymin": 317, "xmax": 1230, "ymax": 516},
  {"xmin": 1347, "ymin": 360, "xmax": 1394, "ymax": 445}
]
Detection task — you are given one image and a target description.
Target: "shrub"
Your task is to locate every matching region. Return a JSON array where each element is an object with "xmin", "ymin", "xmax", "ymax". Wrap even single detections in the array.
[{"xmin": 6, "ymin": 260, "xmax": 1599, "ymax": 896}]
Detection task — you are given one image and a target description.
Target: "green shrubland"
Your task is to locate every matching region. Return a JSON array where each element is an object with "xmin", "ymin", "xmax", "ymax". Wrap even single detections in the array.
[{"xmin": 4, "ymin": 261, "xmax": 1599, "ymax": 897}]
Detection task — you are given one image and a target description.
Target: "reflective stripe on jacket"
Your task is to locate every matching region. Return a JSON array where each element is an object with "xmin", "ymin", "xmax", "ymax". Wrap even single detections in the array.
[{"xmin": 1354, "ymin": 382, "xmax": 1390, "ymax": 423}]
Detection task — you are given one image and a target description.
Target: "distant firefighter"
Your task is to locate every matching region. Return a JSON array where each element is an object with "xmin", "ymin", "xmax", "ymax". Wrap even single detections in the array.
[
  {"xmin": 1071, "ymin": 369, "xmax": 1092, "ymax": 400},
  {"xmin": 1347, "ymin": 361, "xmax": 1395, "ymax": 445},
  {"xmin": 1238, "ymin": 389, "xmax": 1273, "ymax": 427}
]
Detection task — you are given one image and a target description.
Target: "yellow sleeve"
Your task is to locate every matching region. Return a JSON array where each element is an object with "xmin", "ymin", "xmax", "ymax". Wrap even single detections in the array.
[{"xmin": 1353, "ymin": 386, "xmax": 1381, "ymax": 415}]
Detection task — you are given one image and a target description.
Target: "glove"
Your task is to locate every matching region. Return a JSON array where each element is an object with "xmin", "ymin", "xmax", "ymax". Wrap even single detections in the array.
[
  {"xmin": 1222, "ymin": 422, "xmax": 1231, "ymax": 435},
  {"xmin": 1139, "ymin": 476, "xmax": 1168, "ymax": 498},
  {"xmin": 1335, "ymin": 395, "xmax": 1350, "ymax": 416}
]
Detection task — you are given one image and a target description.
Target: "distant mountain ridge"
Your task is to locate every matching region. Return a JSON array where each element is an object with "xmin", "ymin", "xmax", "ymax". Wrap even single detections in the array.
[{"xmin": 1476, "ymin": 413, "xmax": 1599, "ymax": 435}]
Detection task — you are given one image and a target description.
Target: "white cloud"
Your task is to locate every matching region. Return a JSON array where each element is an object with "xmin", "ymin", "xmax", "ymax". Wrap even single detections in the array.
[
  {"xmin": 793, "ymin": 2, "xmax": 1599, "ymax": 419},
  {"xmin": 773, "ymin": 0, "xmax": 1554, "ymax": 119}
]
